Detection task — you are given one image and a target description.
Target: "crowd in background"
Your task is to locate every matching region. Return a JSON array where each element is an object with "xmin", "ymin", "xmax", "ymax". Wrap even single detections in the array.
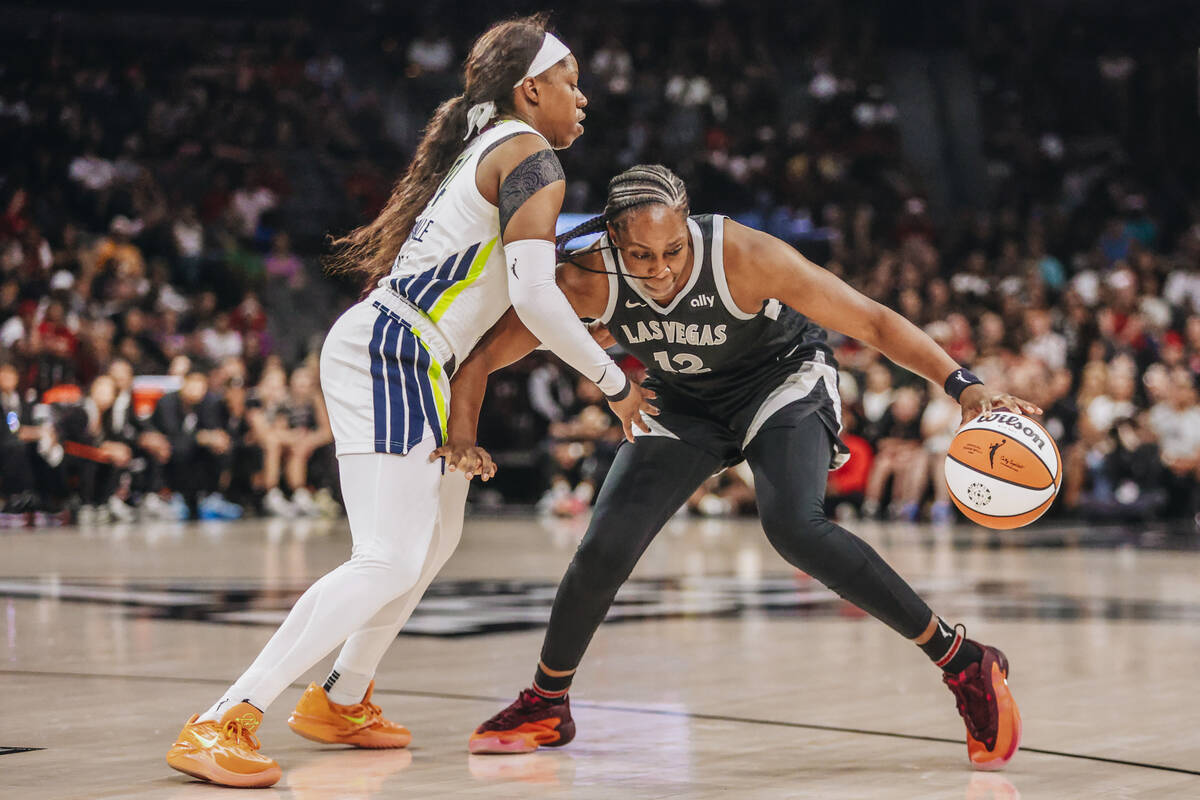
[{"xmin": 1, "ymin": 1, "xmax": 1198, "ymax": 527}]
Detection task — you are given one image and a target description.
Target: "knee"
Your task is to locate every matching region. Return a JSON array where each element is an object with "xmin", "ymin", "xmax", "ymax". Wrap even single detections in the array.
[
  {"xmin": 348, "ymin": 548, "xmax": 425, "ymax": 598},
  {"xmin": 760, "ymin": 498, "xmax": 843, "ymax": 566},
  {"xmin": 569, "ymin": 537, "xmax": 639, "ymax": 593}
]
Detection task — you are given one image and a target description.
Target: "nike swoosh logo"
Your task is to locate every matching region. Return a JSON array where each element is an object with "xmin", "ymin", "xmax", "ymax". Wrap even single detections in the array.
[
  {"xmin": 342, "ymin": 714, "xmax": 368, "ymax": 725},
  {"xmin": 193, "ymin": 732, "xmax": 220, "ymax": 749},
  {"xmin": 625, "ymin": 300, "xmax": 646, "ymax": 308},
  {"xmin": 938, "ymin": 621, "xmax": 951, "ymax": 638}
]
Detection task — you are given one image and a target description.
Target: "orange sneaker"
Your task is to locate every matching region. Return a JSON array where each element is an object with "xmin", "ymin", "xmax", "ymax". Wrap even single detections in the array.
[
  {"xmin": 166, "ymin": 702, "xmax": 281, "ymax": 788},
  {"xmin": 288, "ymin": 681, "xmax": 412, "ymax": 749},
  {"xmin": 943, "ymin": 642, "xmax": 1022, "ymax": 770},
  {"xmin": 468, "ymin": 689, "xmax": 575, "ymax": 754}
]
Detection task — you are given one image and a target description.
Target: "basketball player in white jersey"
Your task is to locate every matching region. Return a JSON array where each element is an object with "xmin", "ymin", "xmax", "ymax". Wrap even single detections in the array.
[{"xmin": 165, "ymin": 16, "xmax": 654, "ymax": 787}]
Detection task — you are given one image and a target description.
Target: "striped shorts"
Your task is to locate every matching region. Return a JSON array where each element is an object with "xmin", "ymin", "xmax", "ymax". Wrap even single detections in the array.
[{"xmin": 319, "ymin": 295, "xmax": 451, "ymax": 457}]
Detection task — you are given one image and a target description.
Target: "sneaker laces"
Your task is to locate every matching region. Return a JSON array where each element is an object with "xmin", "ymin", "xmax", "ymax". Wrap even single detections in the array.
[
  {"xmin": 221, "ymin": 718, "xmax": 263, "ymax": 751},
  {"xmin": 939, "ymin": 623, "xmax": 998, "ymax": 746},
  {"xmin": 341, "ymin": 698, "xmax": 384, "ymax": 729},
  {"xmin": 481, "ymin": 689, "xmax": 558, "ymax": 731},
  {"xmin": 943, "ymin": 661, "xmax": 996, "ymax": 746}
]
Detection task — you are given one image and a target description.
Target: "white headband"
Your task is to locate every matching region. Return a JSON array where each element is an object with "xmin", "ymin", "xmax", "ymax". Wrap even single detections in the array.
[
  {"xmin": 464, "ymin": 32, "xmax": 572, "ymax": 140},
  {"xmin": 514, "ymin": 32, "xmax": 570, "ymax": 88}
]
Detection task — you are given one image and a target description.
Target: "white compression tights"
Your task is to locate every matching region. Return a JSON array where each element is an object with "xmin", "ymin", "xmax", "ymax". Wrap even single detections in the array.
[{"xmin": 201, "ymin": 440, "xmax": 468, "ymax": 719}]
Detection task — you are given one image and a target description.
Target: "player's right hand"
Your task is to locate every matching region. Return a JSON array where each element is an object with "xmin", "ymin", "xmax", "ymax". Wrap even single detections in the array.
[
  {"xmin": 608, "ymin": 380, "xmax": 658, "ymax": 443},
  {"xmin": 429, "ymin": 441, "xmax": 497, "ymax": 481},
  {"xmin": 958, "ymin": 383, "xmax": 1043, "ymax": 425}
]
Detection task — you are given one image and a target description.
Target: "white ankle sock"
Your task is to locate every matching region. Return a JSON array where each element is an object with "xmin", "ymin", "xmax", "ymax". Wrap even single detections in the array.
[
  {"xmin": 324, "ymin": 666, "xmax": 374, "ymax": 706},
  {"xmin": 197, "ymin": 697, "xmax": 237, "ymax": 723}
]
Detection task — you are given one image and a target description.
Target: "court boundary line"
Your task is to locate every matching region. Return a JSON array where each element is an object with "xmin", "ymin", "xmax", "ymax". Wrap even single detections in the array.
[{"xmin": 3, "ymin": 668, "xmax": 1197, "ymax": 777}]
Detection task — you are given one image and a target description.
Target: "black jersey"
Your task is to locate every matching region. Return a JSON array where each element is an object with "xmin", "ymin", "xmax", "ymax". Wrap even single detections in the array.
[{"xmin": 598, "ymin": 215, "xmax": 834, "ymax": 425}]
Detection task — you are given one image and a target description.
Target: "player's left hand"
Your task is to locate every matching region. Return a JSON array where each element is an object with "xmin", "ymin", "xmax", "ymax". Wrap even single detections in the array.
[
  {"xmin": 429, "ymin": 441, "xmax": 497, "ymax": 481},
  {"xmin": 958, "ymin": 384, "xmax": 1043, "ymax": 425}
]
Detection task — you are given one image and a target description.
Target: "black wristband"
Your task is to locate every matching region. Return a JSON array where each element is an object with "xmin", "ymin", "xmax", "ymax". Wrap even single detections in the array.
[
  {"xmin": 604, "ymin": 372, "xmax": 631, "ymax": 402},
  {"xmin": 944, "ymin": 367, "xmax": 983, "ymax": 401}
]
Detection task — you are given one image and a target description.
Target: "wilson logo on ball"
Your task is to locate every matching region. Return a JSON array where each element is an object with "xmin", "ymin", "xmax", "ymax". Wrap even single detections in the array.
[
  {"xmin": 976, "ymin": 413, "xmax": 1047, "ymax": 451},
  {"xmin": 944, "ymin": 411, "xmax": 1062, "ymax": 530}
]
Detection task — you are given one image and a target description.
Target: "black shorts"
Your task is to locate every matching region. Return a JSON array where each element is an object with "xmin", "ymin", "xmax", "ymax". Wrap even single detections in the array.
[{"xmin": 637, "ymin": 358, "xmax": 849, "ymax": 471}]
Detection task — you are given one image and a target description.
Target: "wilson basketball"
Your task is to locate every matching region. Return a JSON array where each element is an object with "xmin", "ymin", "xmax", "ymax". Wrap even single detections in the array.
[{"xmin": 944, "ymin": 410, "xmax": 1062, "ymax": 529}]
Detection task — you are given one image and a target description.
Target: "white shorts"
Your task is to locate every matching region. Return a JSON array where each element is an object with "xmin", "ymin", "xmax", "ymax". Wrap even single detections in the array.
[{"xmin": 319, "ymin": 291, "xmax": 453, "ymax": 457}]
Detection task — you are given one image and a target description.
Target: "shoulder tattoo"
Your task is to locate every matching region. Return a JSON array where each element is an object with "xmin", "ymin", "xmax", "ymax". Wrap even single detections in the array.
[{"xmin": 499, "ymin": 148, "xmax": 565, "ymax": 236}]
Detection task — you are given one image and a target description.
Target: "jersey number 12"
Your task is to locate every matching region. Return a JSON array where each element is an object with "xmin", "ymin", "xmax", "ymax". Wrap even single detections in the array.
[{"xmin": 652, "ymin": 351, "xmax": 711, "ymax": 374}]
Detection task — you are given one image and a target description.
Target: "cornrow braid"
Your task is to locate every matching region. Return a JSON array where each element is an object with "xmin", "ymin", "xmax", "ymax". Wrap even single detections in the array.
[
  {"xmin": 554, "ymin": 214, "xmax": 608, "ymax": 261},
  {"xmin": 557, "ymin": 164, "xmax": 690, "ymax": 276},
  {"xmin": 603, "ymin": 164, "xmax": 689, "ymax": 228}
]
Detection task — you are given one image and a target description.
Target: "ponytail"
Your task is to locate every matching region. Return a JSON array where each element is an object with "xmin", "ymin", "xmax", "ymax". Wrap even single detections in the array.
[
  {"xmin": 327, "ymin": 95, "xmax": 469, "ymax": 292},
  {"xmin": 326, "ymin": 14, "xmax": 548, "ymax": 295}
]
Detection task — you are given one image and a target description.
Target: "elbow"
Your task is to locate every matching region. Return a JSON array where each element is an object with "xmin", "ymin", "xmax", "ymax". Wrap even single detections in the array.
[
  {"xmin": 507, "ymin": 282, "xmax": 542, "ymax": 323},
  {"xmin": 863, "ymin": 302, "xmax": 891, "ymax": 349},
  {"xmin": 509, "ymin": 292, "xmax": 537, "ymax": 320}
]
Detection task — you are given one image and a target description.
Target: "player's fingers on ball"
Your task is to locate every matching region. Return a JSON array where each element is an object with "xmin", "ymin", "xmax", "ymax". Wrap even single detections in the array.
[{"xmin": 1017, "ymin": 396, "xmax": 1042, "ymax": 415}]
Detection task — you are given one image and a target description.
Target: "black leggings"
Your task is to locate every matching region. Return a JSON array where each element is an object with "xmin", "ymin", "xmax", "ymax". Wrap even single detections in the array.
[{"xmin": 539, "ymin": 411, "xmax": 934, "ymax": 672}]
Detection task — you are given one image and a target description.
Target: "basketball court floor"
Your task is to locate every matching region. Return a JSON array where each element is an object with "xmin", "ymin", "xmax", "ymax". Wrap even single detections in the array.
[{"xmin": 2, "ymin": 511, "xmax": 1198, "ymax": 799}]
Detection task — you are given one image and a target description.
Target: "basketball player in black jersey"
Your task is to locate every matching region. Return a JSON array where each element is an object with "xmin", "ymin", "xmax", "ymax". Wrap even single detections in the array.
[{"xmin": 434, "ymin": 165, "xmax": 1041, "ymax": 770}]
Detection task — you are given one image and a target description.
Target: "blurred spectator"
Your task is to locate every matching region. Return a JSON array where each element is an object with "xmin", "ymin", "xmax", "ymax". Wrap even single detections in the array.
[
  {"xmin": 248, "ymin": 365, "xmax": 334, "ymax": 517},
  {"xmin": 859, "ymin": 362, "xmax": 895, "ymax": 443},
  {"xmin": 171, "ymin": 206, "xmax": 205, "ymax": 288},
  {"xmin": 1023, "ymin": 309, "xmax": 1067, "ymax": 372},
  {"xmin": 537, "ymin": 378, "xmax": 621, "ymax": 517},
  {"xmin": 862, "ymin": 386, "xmax": 927, "ymax": 521},
  {"xmin": 57, "ymin": 375, "xmax": 137, "ymax": 523},
  {"xmin": 264, "ymin": 234, "xmax": 304, "ymax": 289},
  {"xmin": 1074, "ymin": 416, "xmax": 1167, "ymax": 521},
  {"xmin": 198, "ymin": 312, "xmax": 244, "ymax": 362},
  {"xmin": 149, "ymin": 370, "xmax": 240, "ymax": 520},
  {"xmin": 825, "ymin": 404, "xmax": 874, "ymax": 521},
  {"xmin": 0, "ymin": 361, "xmax": 58, "ymax": 520},
  {"xmin": 919, "ymin": 387, "xmax": 961, "ymax": 524},
  {"xmin": 406, "ymin": 26, "xmax": 455, "ymax": 74},
  {"xmin": 688, "ymin": 463, "xmax": 757, "ymax": 517},
  {"xmin": 1148, "ymin": 369, "xmax": 1200, "ymax": 519}
]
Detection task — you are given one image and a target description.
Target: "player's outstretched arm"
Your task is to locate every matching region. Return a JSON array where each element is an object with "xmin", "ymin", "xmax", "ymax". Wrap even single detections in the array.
[{"xmin": 722, "ymin": 220, "xmax": 1042, "ymax": 423}]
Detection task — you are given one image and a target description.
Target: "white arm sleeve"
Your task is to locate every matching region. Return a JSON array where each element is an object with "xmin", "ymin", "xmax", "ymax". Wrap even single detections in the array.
[{"xmin": 505, "ymin": 238, "xmax": 628, "ymax": 397}]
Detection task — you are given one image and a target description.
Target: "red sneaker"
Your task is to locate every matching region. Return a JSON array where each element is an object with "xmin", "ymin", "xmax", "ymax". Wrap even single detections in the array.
[
  {"xmin": 469, "ymin": 689, "xmax": 575, "ymax": 754},
  {"xmin": 943, "ymin": 642, "xmax": 1022, "ymax": 770}
]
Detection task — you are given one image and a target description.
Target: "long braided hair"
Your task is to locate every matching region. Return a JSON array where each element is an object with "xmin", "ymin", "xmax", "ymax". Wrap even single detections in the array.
[{"xmin": 555, "ymin": 164, "xmax": 689, "ymax": 277}]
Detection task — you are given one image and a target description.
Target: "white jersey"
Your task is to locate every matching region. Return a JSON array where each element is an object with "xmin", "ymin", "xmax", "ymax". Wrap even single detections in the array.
[{"xmin": 374, "ymin": 118, "xmax": 545, "ymax": 365}]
